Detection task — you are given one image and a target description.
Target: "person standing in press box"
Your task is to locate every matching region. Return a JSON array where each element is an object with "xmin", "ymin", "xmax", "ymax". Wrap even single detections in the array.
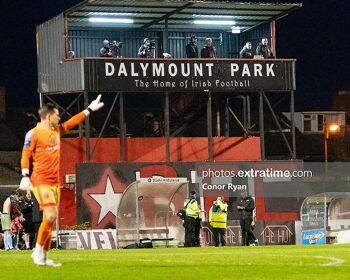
[{"xmin": 20, "ymin": 95, "xmax": 104, "ymax": 266}]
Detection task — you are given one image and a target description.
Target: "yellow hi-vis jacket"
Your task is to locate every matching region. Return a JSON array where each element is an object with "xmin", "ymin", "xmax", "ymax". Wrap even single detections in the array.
[
  {"xmin": 184, "ymin": 199, "xmax": 201, "ymax": 219},
  {"xmin": 209, "ymin": 200, "xmax": 228, "ymax": 229}
]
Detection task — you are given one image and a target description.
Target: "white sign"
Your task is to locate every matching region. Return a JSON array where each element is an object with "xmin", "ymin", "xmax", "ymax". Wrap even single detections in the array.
[
  {"xmin": 139, "ymin": 177, "xmax": 188, "ymax": 184},
  {"xmin": 76, "ymin": 229, "xmax": 117, "ymax": 249}
]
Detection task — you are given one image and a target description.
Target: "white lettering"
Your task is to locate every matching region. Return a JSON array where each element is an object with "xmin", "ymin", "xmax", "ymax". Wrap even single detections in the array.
[
  {"xmin": 181, "ymin": 63, "xmax": 190, "ymax": 77},
  {"xmin": 117, "ymin": 63, "xmax": 128, "ymax": 76},
  {"xmin": 194, "ymin": 63, "xmax": 203, "ymax": 76},
  {"xmin": 266, "ymin": 64, "xmax": 275, "ymax": 76},
  {"xmin": 254, "ymin": 64, "xmax": 263, "ymax": 77},
  {"xmin": 168, "ymin": 63, "xmax": 177, "ymax": 77},
  {"xmin": 152, "ymin": 63, "xmax": 165, "ymax": 76},
  {"xmin": 140, "ymin": 63, "xmax": 149, "ymax": 76},
  {"xmin": 130, "ymin": 63, "xmax": 138, "ymax": 77},
  {"xmin": 231, "ymin": 63, "xmax": 239, "ymax": 76},
  {"xmin": 206, "ymin": 63, "xmax": 214, "ymax": 76},
  {"xmin": 242, "ymin": 64, "xmax": 251, "ymax": 77},
  {"xmin": 105, "ymin": 63, "xmax": 115, "ymax": 76}
]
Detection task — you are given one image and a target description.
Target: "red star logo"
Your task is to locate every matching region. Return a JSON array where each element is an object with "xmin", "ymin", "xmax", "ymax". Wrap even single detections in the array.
[{"xmin": 82, "ymin": 167, "xmax": 126, "ymax": 229}]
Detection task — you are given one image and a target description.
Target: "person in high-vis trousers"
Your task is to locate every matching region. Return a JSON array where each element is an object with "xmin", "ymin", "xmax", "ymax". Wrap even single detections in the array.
[
  {"xmin": 209, "ymin": 197, "xmax": 228, "ymax": 247},
  {"xmin": 184, "ymin": 191, "xmax": 201, "ymax": 247}
]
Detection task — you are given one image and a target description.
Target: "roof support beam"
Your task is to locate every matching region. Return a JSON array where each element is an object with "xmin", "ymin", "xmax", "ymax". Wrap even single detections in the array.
[
  {"xmin": 84, "ymin": 3, "xmax": 294, "ymax": 13},
  {"xmin": 76, "ymin": 7, "xmax": 276, "ymax": 20},
  {"xmin": 68, "ymin": 15, "xmax": 260, "ymax": 25},
  {"xmin": 140, "ymin": 3, "xmax": 194, "ymax": 29}
]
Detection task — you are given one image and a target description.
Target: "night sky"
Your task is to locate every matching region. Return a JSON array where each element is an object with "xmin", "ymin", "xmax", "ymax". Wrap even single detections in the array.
[{"xmin": 0, "ymin": 0, "xmax": 349, "ymax": 110}]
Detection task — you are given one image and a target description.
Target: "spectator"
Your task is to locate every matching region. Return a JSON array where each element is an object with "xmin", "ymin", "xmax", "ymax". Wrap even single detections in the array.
[
  {"xmin": 201, "ymin": 38, "xmax": 217, "ymax": 58},
  {"xmin": 138, "ymin": 38, "xmax": 155, "ymax": 58},
  {"xmin": 186, "ymin": 35, "xmax": 198, "ymax": 58},
  {"xmin": 256, "ymin": 38, "xmax": 274, "ymax": 58},
  {"xmin": 1, "ymin": 189, "xmax": 26, "ymax": 250},
  {"xmin": 100, "ymin": 39, "xmax": 113, "ymax": 57},
  {"xmin": 240, "ymin": 42, "xmax": 253, "ymax": 58},
  {"xmin": 20, "ymin": 192, "xmax": 34, "ymax": 249}
]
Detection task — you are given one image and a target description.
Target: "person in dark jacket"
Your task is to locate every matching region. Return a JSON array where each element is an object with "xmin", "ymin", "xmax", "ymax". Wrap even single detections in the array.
[
  {"xmin": 256, "ymin": 38, "xmax": 274, "ymax": 58},
  {"xmin": 186, "ymin": 35, "xmax": 198, "ymax": 58},
  {"xmin": 138, "ymin": 38, "xmax": 155, "ymax": 58},
  {"xmin": 237, "ymin": 190, "xmax": 255, "ymax": 246},
  {"xmin": 20, "ymin": 192, "xmax": 34, "ymax": 249},
  {"xmin": 239, "ymin": 42, "xmax": 253, "ymax": 58},
  {"xmin": 201, "ymin": 38, "xmax": 217, "ymax": 58}
]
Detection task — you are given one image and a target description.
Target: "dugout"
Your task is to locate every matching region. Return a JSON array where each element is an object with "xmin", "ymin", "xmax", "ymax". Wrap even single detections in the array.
[
  {"xmin": 300, "ymin": 192, "xmax": 350, "ymax": 245},
  {"xmin": 116, "ymin": 178, "xmax": 188, "ymax": 248}
]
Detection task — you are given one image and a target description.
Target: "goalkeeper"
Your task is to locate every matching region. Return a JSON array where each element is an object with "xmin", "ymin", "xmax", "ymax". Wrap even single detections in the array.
[{"xmin": 20, "ymin": 95, "xmax": 104, "ymax": 266}]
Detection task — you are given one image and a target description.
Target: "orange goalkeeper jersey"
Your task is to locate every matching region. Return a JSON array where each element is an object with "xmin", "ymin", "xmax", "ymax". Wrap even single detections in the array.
[{"xmin": 21, "ymin": 112, "xmax": 86, "ymax": 186}]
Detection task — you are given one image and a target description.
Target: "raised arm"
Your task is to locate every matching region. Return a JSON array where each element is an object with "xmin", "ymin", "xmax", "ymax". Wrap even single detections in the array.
[{"xmin": 60, "ymin": 94, "xmax": 104, "ymax": 135}]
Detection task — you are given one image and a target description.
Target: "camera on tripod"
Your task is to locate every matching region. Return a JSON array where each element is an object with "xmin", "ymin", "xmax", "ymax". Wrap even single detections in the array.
[
  {"xmin": 109, "ymin": 40, "xmax": 123, "ymax": 49},
  {"xmin": 148, "ymin": 39, "xmax": 156, "ymax": 48},
  {"xmin": 100, "ymin": 39, "xmax": 123, "ymax": 57}
]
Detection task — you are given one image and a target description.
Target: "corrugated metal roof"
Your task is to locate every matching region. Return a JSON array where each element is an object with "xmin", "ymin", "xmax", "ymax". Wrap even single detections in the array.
[{"xmin": 65, "ymin": 0, "xmax": 301, "ymax": 32}]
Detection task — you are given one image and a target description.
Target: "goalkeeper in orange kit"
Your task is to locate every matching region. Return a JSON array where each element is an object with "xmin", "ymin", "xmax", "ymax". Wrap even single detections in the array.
[{"xmin": 20, "ymin": 95, "xmax": 104, "ymax": 266}]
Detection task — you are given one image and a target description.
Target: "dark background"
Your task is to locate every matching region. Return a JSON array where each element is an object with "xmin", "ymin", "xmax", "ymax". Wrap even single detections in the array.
[{"xmin": 0, "ymin": 0, "xmax": 349, "ymax": 109}]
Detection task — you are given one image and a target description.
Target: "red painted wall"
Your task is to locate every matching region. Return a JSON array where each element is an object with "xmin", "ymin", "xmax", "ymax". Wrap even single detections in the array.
[{"xmin": 59, "ymin": 137, "xmax": 261, "ymax": 227}]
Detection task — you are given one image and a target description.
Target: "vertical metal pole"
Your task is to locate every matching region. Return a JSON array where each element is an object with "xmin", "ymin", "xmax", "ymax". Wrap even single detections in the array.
[
  {"xmin": 119, "ymin": 92, "xmax": 125, "ymax": 162},
  {"xmin": 242, "ymin": 96, "xmax": 247, "ymax": 131},
  {"xmin": 164, "ymin": 92, "xmax": 170, "ymax": 162},
  {"xmin": 39, "ymin": 93, "xmax": 44, "ymax": 107},
  {"xmin": 247, "ymin": 95, "xmax": 251, "ymax": 130},
  {"xmin": 119, "ymin": 31, "xmax": 124, "ymax": 57},
  {"xmin": 163, "ymin": 18, "xmax": 169, "ymax": 53},
  {"xmin": 78, "ymin": 96, "xmax": 83, "ymax": 138},
  {"xmin": 259, "ymin": 91, "xmax": 265, "ymax": 161},
  {"xmin": 225, "ymin": 97, "xmax": 229, "ymax": 137},
  {"xmin": 324, "ymin": 131, "xmax": 328, "ymax": 163},
  {"xmin": 323, "ymin": 194, "xmax": 327, "ymax": 231},
  {"xmin": 55, "ymin": 208, "xmax": 59, "ymax": 249},
  {"xmin": 136, "ymin": 181, "xmax": 140, "ymax": 244},
  {"xmin": 84, "ymin": 92, "xmax": 91, "ymax": 161},
  {"xmin": 216, "ymin": 97, "xmax": 221, "ymax": 136},
  {"xmin": 290, "ymin": 90, "xmax": 296, "ymax": 159},
  {"xmin": 207, "ymin": 91, "xmax": 213, "ymax": 161},
  {"xmin": 270, "ymin": 21, "xmax": 276, "ymax": 57}
]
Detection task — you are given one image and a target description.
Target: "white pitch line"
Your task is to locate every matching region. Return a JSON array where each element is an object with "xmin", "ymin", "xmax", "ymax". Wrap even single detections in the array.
[{"xmin": 315, "ymin": 256, "xmax": 345, "ymax": 266}]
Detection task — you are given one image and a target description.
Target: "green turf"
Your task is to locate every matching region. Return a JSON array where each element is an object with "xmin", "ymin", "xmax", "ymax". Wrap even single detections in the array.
[{"xmin": 1, "ymin": 245, "xmax": 349, "ymax": 280}]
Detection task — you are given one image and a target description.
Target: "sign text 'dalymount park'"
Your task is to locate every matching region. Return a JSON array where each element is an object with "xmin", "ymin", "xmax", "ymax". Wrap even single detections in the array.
[{"xmin": 84, "ymin": 59, "xmax": 296, "ymax": 92}]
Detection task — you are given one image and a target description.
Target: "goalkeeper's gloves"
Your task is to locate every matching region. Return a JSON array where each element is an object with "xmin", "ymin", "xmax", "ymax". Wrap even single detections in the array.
[
  {"xmin": 84, "ymin": 94, "xmax": 104, "ymax": 116},
  {"xmin": 19, "ymin": 169, "xmax": 33, "ymax": 192}
]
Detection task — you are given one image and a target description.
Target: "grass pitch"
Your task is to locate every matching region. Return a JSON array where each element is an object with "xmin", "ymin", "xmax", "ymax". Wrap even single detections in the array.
[{"xmin": 1, "ymin": 245, "xmax": 349, "ymax": 280}]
